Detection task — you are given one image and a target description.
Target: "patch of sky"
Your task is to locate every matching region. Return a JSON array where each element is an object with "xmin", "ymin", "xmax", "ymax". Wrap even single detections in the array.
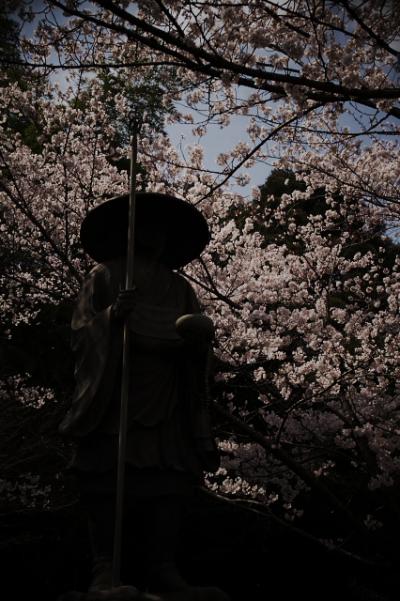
[{"xmin": 166, "ymin": 100, "xmax": 274, "ymax": 198}]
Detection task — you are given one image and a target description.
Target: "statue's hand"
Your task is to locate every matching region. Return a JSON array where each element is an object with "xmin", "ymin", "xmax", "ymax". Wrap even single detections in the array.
[
  {"xmin": 111, "ymin": 287, "xmax": 137, "ymax": 322},
  {"xmin": 175, "ymin": 314, "xmax": 215, "ymax": 347}
]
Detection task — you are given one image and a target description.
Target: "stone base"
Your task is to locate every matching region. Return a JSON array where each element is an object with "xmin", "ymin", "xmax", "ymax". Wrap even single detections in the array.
[
  {"xmin": 57, "ymin": 586, "xmax": 230, "ymax": 601},
  {"xmin": 158, "ymin": 587, "xmax": 230, "ymax": 601},
  {"xmin": 57, "ymin": 586, "xmax": 161, "ymax": 601}
]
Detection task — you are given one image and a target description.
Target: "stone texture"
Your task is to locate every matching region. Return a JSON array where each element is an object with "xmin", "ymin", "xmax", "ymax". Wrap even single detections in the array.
[
  {"xmin": 159, "ymin": 587, "xmax": 230, "ymax": 601},
  {"xmin": 57, "ymin": 586, "xmax": 230, "ymax": 601},
  {"xmin": 57, "ymin": 586, "xmax": 160, "ymax": 601}
]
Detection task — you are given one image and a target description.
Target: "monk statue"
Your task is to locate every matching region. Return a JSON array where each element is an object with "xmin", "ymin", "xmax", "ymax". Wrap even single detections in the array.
[{"xmin": 59, "ymin": 193, "xmax": 227, "ymax": 600}]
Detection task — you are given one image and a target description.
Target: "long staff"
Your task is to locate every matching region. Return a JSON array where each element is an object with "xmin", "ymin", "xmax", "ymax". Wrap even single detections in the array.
[{"xmin": 112, "ymin": 121, "xmax": 139, "ymax": 587}]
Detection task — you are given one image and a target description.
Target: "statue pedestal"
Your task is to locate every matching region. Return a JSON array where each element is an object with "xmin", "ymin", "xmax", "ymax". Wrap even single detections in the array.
[
  {"xmin": 57, "ymin": 585, "xmax": 230, "ymax": 601},
  {"xmin": 58, "ymin": 586, "xmax": 160, "ymax": 600},
  {"xmin": 156, "ymin": 588, "xmax": 230, "ymax": 601}
]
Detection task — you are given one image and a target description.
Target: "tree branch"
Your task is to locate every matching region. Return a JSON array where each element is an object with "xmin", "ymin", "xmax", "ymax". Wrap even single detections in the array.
[
  {"xmin": 212, "ymin": 401, "xmax": 370, "ymax": 538},
  {"xmin": 337, "ymin": 0, "xmax": 400, "ymax": 59},
  {"xmin": 195, "ymin": 102, "xmax": 323, "ymax": 204},
  {"xmin": 46, "ymin": 0, "xmax": 400, "ymax": 110}
]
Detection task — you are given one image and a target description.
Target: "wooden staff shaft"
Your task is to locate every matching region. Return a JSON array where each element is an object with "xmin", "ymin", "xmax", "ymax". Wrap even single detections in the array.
[{"xmin": 112, "ymin": 127, "xmax": 138, "ymax": 587}]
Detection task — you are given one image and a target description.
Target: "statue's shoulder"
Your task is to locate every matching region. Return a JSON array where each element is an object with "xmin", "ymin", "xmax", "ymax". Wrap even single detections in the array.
[
  {"xmin": 79, "ymin": 263, "xmax": 109, "ymax": 292},
  {"xmin": 86, "ymin": 260, "xmax": 121, "ymax": 282},
  {"xmin": 171, "ymin": 270, "xmax": 192, "ymax": 290},
  {"xmin": 171, "ymin": 270, "xmax": 200, "ymax": 309},
  {"xmin": 79, "ymin": 262, "xmax": 120, "ymax": 304},
  {"xmin": 83, "ymin": 262, "xmax": 107, "ymax": 277}
]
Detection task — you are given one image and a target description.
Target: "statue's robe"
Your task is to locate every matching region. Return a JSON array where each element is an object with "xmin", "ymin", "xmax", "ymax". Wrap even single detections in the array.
[{"xmin": 59, "ymin": 257, "xmax": 219, "ymax": 492}]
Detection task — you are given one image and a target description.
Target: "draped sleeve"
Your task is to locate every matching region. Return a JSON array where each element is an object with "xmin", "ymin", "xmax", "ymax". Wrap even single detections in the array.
[{"xmin": 59, "ymin": 263, "xmax": 122, "ymax": 438}]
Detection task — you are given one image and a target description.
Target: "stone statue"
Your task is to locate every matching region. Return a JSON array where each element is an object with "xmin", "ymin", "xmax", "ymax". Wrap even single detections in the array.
[{"xmin": 59, "ymin": 193, "xmax": 227, "ymax": 600}]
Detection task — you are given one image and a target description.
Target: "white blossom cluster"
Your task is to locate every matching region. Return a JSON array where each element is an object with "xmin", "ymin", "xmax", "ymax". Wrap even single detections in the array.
[
  {"xmin": 0, "ymin": 374, "xmax": 55, "ymax": 409},
  {"xmin": 0, "ymin": 473, "xmax": 52, "ymax": 510}
]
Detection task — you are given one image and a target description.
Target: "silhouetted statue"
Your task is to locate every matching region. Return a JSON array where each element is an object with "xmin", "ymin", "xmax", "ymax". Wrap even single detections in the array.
[{"xmin": 59, "ymin": 193, "xmax": 226, "ymax": 600}]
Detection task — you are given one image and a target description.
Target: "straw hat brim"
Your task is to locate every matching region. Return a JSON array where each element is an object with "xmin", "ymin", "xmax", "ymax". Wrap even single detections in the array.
[{"xmin": 80, "ymin": 192, "xmax": 210, "ymax": 269}]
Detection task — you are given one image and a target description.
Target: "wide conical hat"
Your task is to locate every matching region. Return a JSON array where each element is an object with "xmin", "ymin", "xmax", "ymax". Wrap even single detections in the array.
[{"xmin": 80, "ymin": 192, "xmax": 210, "ymax": 269}]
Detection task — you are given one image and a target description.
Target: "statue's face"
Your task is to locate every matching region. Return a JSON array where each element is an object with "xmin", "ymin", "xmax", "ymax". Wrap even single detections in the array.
[
  {"xmin": 134, "ymin": 219, "xmax": 168, "ymax": 262},
  {"xmin": 103, "ymin": 217, "xmax": 169, "ymax": 262}
]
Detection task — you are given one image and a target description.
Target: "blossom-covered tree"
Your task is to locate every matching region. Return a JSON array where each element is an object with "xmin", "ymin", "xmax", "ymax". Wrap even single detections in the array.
[
  {"xmin": 1, "ymin": 0, "xmax": 400, "ymax": 570},
  {"xmin": 14, "ymin": 0, "xmax": 399, "ymax": 204}
]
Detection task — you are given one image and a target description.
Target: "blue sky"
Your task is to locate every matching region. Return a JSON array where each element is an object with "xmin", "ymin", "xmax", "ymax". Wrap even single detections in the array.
[{"xmin": 166, "ymin": 109, "xmax": 272, "ymax": 196}]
